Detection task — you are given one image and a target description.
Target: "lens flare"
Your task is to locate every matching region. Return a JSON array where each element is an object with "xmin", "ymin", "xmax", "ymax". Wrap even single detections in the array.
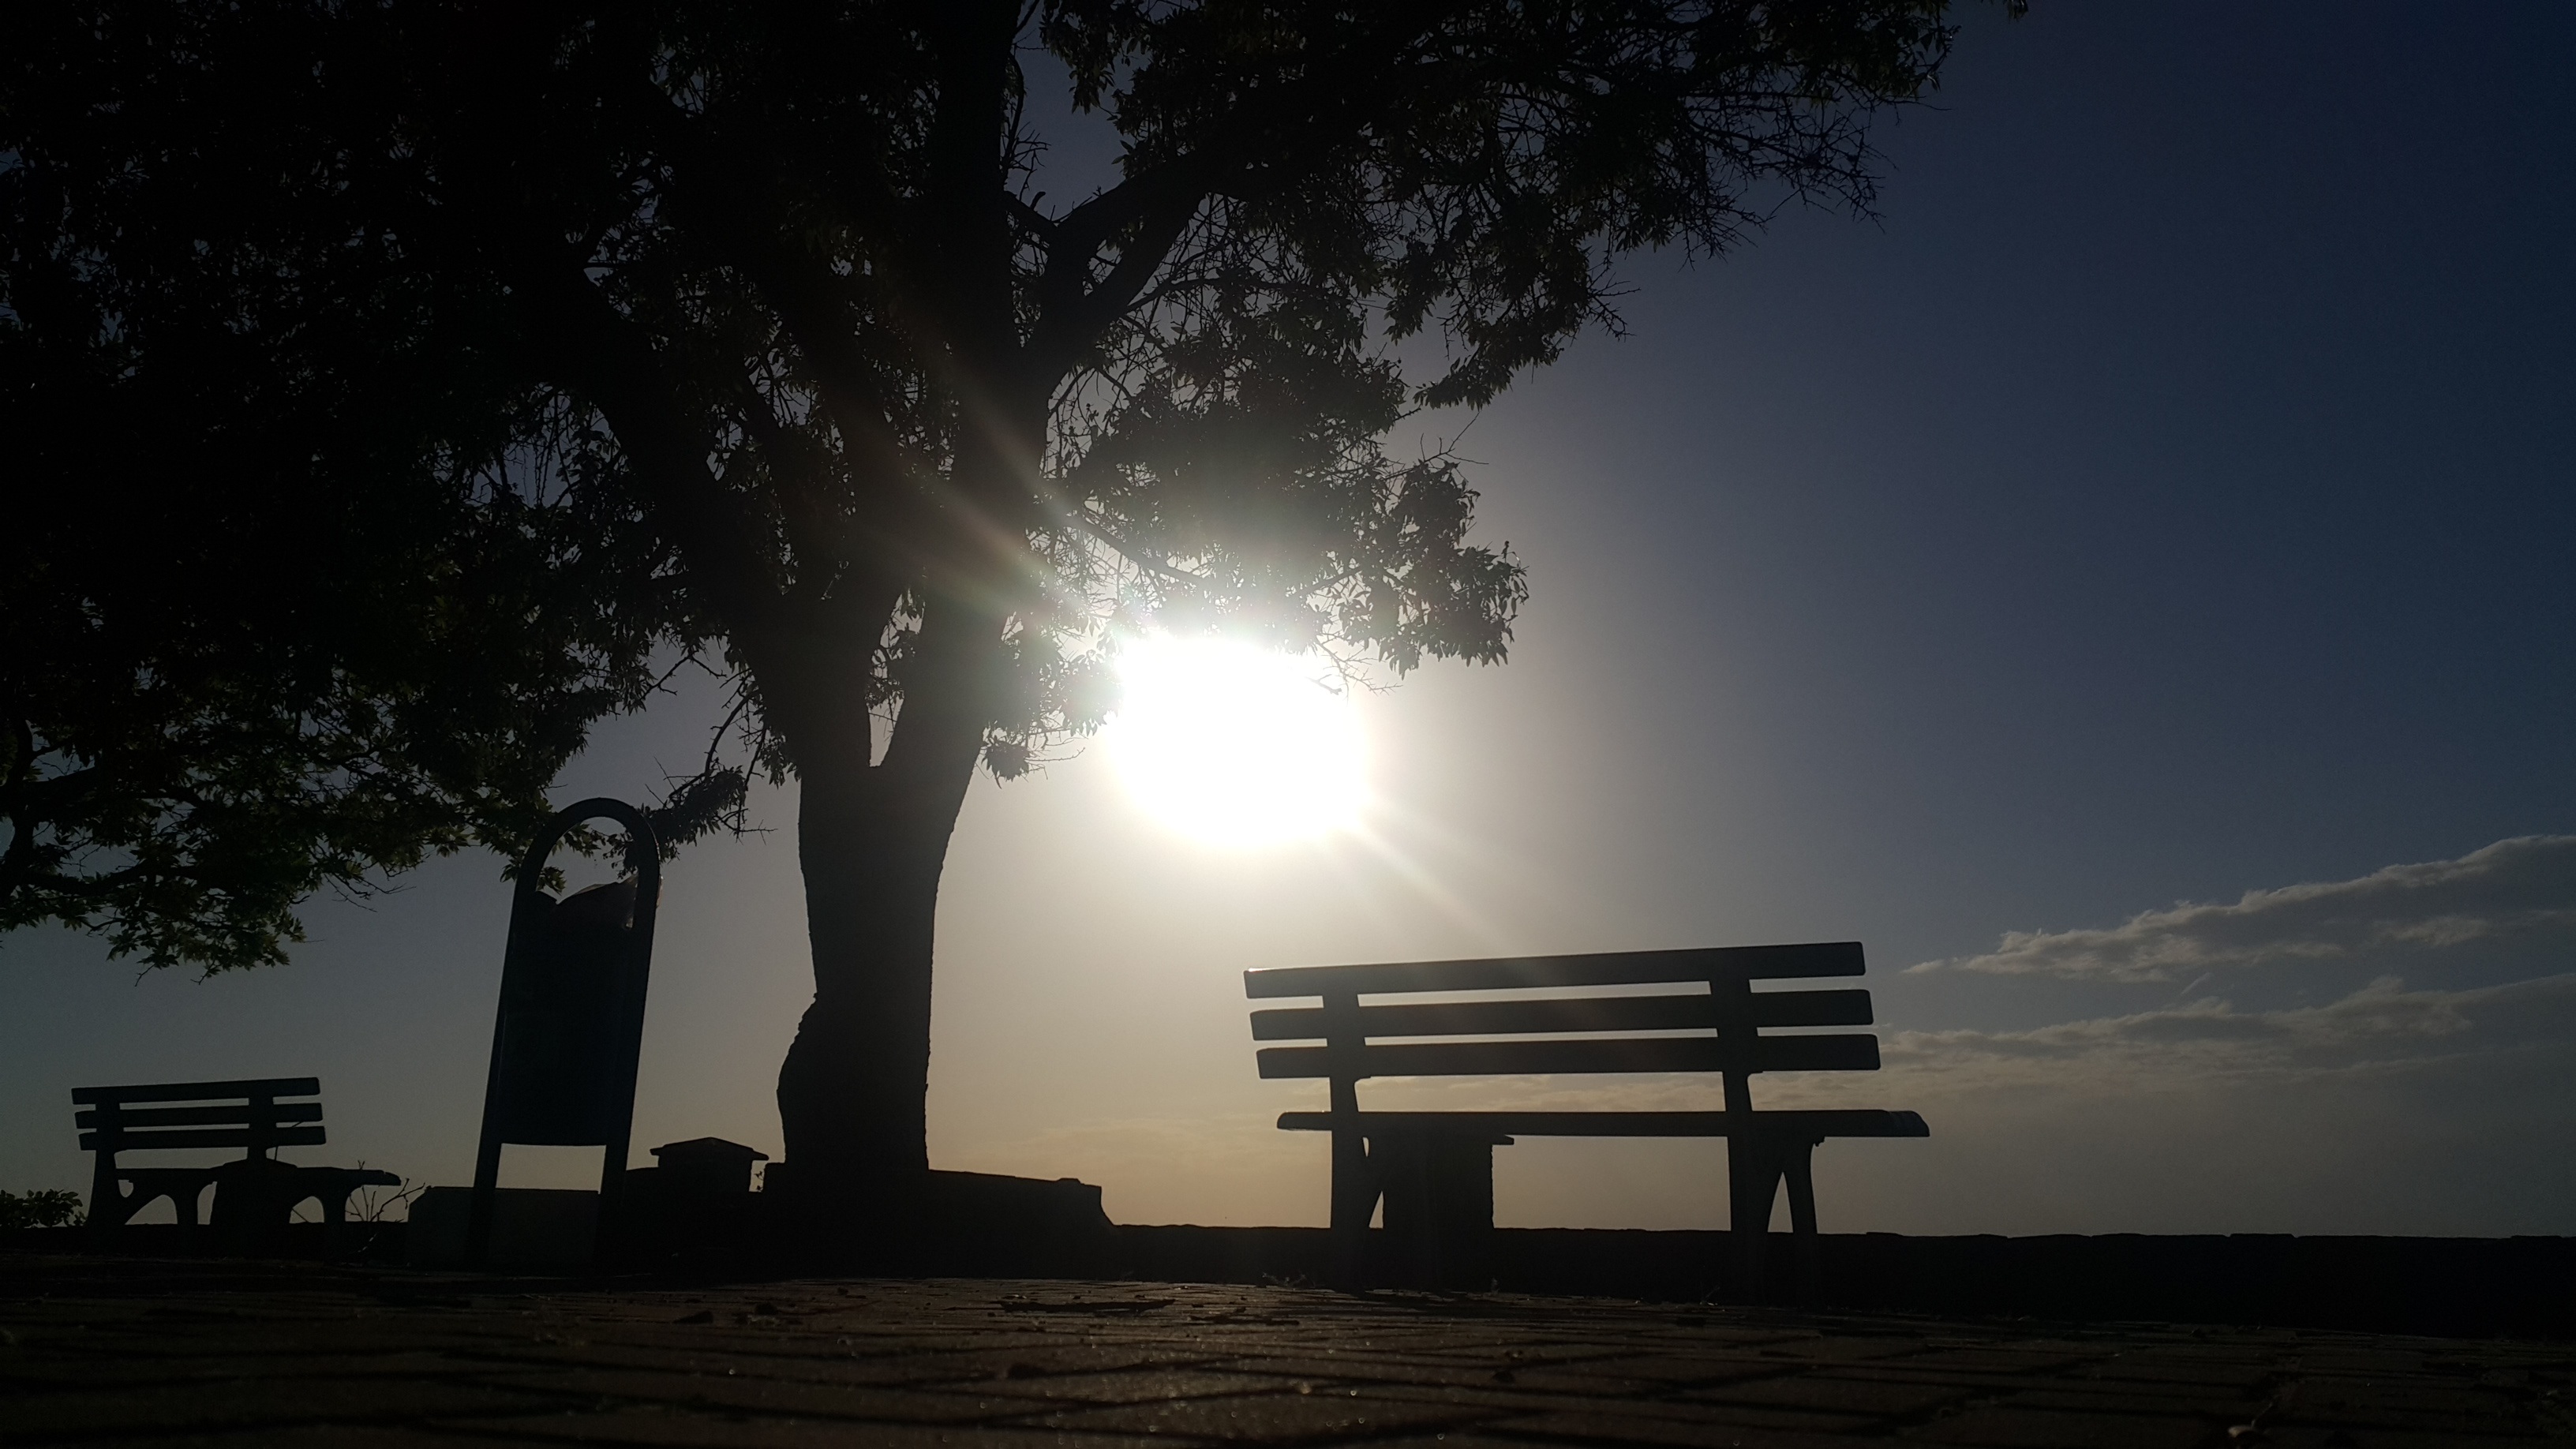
[{"xmin": 1106, "ymin": 635, "xmax": 1367, "ymax": 846}]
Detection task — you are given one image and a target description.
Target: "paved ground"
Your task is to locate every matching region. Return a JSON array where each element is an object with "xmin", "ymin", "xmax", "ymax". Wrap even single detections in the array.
[{"xmin": 2, "ymin": 1256, "xmax": 2569, "ymax": 1447}]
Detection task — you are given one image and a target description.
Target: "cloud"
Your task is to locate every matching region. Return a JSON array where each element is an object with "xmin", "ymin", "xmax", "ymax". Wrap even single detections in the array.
[
  {"xmin": 1881, "ymin": 971, "xmax": 2576, "ymax": 1091},
  {"xmin": 1912, "ymin": 834, "xmax": 2576, "ymax": 983}
]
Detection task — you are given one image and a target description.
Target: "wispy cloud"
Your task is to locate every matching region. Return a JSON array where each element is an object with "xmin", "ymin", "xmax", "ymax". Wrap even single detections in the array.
[
  {"xmin": 1911, "ymin": 835, "xmax": 2576, "ymax": 983},
  {"xmin": 1884, "ymin": 971, "xmax": 2576, "ymax": 1088}
]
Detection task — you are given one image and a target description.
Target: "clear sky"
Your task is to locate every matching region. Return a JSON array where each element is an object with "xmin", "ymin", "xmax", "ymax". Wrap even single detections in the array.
[{"xmin": 7, "ymin": 1, "xmax": 2572, "ymax": 1236}]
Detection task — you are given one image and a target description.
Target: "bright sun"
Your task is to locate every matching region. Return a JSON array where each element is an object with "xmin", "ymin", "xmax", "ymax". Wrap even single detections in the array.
[{"xmin": 1106, "ymin": 635, "xmax": 1367, "ymax": 846}]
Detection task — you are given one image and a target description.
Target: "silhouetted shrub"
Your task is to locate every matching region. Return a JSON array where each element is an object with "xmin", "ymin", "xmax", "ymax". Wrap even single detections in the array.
[{"xmin": 0, "ymin": 1189, "xmax": 85, "ymax": 1229}]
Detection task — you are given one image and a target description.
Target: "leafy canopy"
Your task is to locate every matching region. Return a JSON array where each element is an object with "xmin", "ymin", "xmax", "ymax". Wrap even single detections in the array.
[{"xmin": 3, "ymin": 0, "xmax": 1970, "ymax": 970}]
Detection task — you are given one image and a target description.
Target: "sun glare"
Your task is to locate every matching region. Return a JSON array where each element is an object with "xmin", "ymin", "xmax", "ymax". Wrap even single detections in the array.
[{"xmin": 1106, "ymin": 635, "xmax": 1367, "ymax": 846}]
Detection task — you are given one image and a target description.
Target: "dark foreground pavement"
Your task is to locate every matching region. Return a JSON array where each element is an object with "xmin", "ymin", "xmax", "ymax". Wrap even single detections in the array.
[{"xmin": 2, "ymin": 1255, "xmax": 2569, "ymax": 1447}]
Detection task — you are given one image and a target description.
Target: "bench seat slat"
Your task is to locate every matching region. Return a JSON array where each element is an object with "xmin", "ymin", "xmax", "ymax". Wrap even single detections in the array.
[
  {"xmin": 1256, "ymin": 1033, "xmax": 1880, "ymax": 1080},
  {"xmin": 79, "ymin": 1126, "xmax": 328, "ymax": 1152},
  {"xmin": 71, "ymin": 1077, "xmax": 320, "ymax": 1105},
  {"xmin": 1277, "ymin": 1109, "xmax": 1929, "ymax": 1138},
  {"xmin": 1244, "ymin": 942, "xmax": 1863, "ymax": 999},
  {"xmin": 77, "ymin": 1103, "xmax": 325, "ymax": 1129},
  {"xmin": 1249, "ymin": 988, "xmax": 1874, "ymax": 1042}
]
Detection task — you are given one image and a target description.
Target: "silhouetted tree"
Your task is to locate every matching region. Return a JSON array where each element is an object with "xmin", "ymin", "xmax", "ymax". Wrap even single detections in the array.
[{"xmin": 4, "ymin": 1, "xmax": 1976, "ymax": 1197}]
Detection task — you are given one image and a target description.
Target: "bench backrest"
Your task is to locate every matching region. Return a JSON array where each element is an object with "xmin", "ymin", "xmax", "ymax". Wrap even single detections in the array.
[
  {"xmin": 73, "ymin": 1077, "xmax": 327, "ymax": 1159},
  {"xmin": 1247, "ymin": 943, "xmax": 1880, "ymax": 1114}
]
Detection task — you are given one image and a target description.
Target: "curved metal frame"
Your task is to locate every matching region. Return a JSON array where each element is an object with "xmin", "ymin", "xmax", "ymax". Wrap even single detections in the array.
[{"xmin": 466, "ymin": 798, "xmax": 662, "ymax": 1267}]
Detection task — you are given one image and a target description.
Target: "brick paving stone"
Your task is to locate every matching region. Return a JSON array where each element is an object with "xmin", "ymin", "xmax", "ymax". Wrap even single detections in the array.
[
  {"xmin": 1559, "ymin": 1398, "xmax": 1878, "ymax": 1436},
  {"xmin": 1988, "ymin": 1386, "xmax": 2262, "ymax": 1421},
  {"xmin": 975, "ymin": 1368, "xmax": 1311, "ymax": 1406},
  {"xmin": 511, "ymin": 1340, "xmax": 1230, "ymax": 1390},
  {"xmin": 1560, "ymin": 1354, "xmax": 1837, "ymax": 1387},
  {"xmin": 447, "ymin": 1408, "xmax": 1165, "ymax": 1447},
  {"xmin": 1679, "ymin": 1372, "xmax": 1977, "ymax": 1417},
  {"xmin": 470, "ymin": 1366, "xmax": 1031, "ymax": 1421},
  {"xmin": 1019, "ymin": 1387, "xmax": 1490, "ymax": 1440},
  {"xmin": 2294, "ymin": 1348, "xmax": 2431, "ymax": 1374},
  {"xmin": 884, "ymin": 1346, "xmax": 1245, "ymax": 1384},
  {"xmin": 1880, "ymin": 1346, "xmax": 2106, "ymax": 1376},
  {"xmin": 1351, "ymin": 1380, "xmax": 1837, "ymax": 1426},
  {"xmin": 2277, "ymin": 1423, "xmax": 2555, "ymax": 1433},
  {"xmin": 4, "ymin": 1255, "xmax": 2571, "ymax": 1447},
  {"xmin": 6, "ymin": 1376, "xmax": 567, "ymax": 1437},
  {"xmin": 2077, "ymin": 1358, "xmax": 2276, "ymax": 1390},
  {"xmin": 81, "ymin": 1428, "xmax": 567, "ymax": 1448},
  {"xmin": 1895, "ymin": 1405, "xmax": 2217, "ymax": 1447},
  {"xmin": 1474, "ymin": 1410, "xmax": 1878, "ymax": 1447},
  {"xmin": 1208, "ymin": 1353, "xmax": 1581, "ymax": 1390},
  {"xmin": 1337, "ymin": 1436, "xmax": 1548, "ymax": 1449},
  {"xmin": 2263, "ymin": 1387, "xmax": 2555, "ymax": 1439},
  {"xmin": 0, "ymin": 1347, "xmax": 496, "ymax": 1389},
  {"xmin": 1485, "ymin": 1365, "xmax": 1701, "ymax": 1397},
  {"xmin": 493, "ymin": 1341, "xmax": 978, "ymax": 1385}
]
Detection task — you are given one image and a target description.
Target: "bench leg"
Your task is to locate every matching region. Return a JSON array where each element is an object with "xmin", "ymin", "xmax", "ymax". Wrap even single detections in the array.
[
  {"xmin": 466, "ymin": 1131, "xmax": 505, "ymax": 1268},
  {"xmin": 90, "ymin": 1166, "xmax": 212, "ymax": 1252},
  {"xmin": 1728, "ymin": 1136, "xmax": 1786, "ymax": 1301},
  {"xmin": 1784, "ymin": 1143, "xmax": 1818, "ymax": 1234},
  {"xmin": 317, "ymin": 1187, "xmax": 350, "ymax": 1260},
  {"xmin": 1333, "ymin": 1129, "xmax": 1503, "ymax": 1290},
  {"xmin": 88, "ymin": 1156, "xmax": 128, "ymax": 1240},
  {"xmin": 171, "ymin": 1176, "xmax": 206, "ymax": 1258},
  {"xmin": 1376, "ymin": 1137, "xmax": 1432, "ymax": 1287},
  {"xmin": 1425, "ymin": 1136, "xmax": 1499, "ymax": 1290},
  {"xmin": 1784, "ymin": 1140, "xmax": 1821, "ymax": 1304},
  {"xmin": 1371, "ymin": 1133, "xmax": 1499, "ymax": 1290},
  {"xmin": 1327, "ymin": 1126, "xmax": 1378, "ymax": 1289}
]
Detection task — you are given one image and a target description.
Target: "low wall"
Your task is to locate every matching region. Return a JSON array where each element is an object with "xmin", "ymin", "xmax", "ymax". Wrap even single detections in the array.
[
  {"xmin": 12, "ymin": 1221, "xmax": 2566, "ymax": 1339},
  {"xmin": 1117, "ymin": 1226, "xmax": 2576, "ymax": 1339},
  {"xmin": 0, "ymin": 1222, "xmax": 406, "ymax": 1260}
]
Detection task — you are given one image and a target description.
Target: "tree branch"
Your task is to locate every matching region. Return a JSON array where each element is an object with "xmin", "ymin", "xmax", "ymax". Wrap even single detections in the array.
[
  {"xmin": 509, "ymin": 255, "xmax": 788, "ymax": 642},
  {"xmin": 1025, "ymin": 170, "xmax": 1213, "ymax": 383}
]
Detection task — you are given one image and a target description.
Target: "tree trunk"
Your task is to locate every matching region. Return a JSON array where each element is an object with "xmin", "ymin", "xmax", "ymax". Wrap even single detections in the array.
[
  {"xmin": 774, "ymin": 764, "xmax": 943, "ymax": 1189},
  {"xmin": 768, "ymin": 594, "xmax": 1001, "ymax": 1214}
]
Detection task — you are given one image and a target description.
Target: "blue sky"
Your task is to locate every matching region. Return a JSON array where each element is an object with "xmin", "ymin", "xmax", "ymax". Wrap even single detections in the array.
[{"xmin": 6, "ymin": 2, "xmax": 2571, "ymax": 1235}]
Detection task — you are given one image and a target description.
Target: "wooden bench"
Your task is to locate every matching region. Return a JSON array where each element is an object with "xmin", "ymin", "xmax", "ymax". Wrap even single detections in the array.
[
  {"xmin": 74, "ymin": 1076, "xmax": 397, "ymax": 1254},
  {"xmin": 1247, "ymin": 942, "xmax": 1927, "ymax": 1290}
]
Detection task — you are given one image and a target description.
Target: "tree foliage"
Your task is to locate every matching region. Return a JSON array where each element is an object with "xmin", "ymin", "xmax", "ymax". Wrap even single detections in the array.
[
  {"xmin": 0, "ymin": 1187, "xmax": 84, "ymax": 1230},
  {"xmin": 1, "ymin": 66, "xmax": 698, "ymax": 967},
  {"xmin": 4, "ymin": 0, "xmax": 1977, "ymax": 1170}
]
